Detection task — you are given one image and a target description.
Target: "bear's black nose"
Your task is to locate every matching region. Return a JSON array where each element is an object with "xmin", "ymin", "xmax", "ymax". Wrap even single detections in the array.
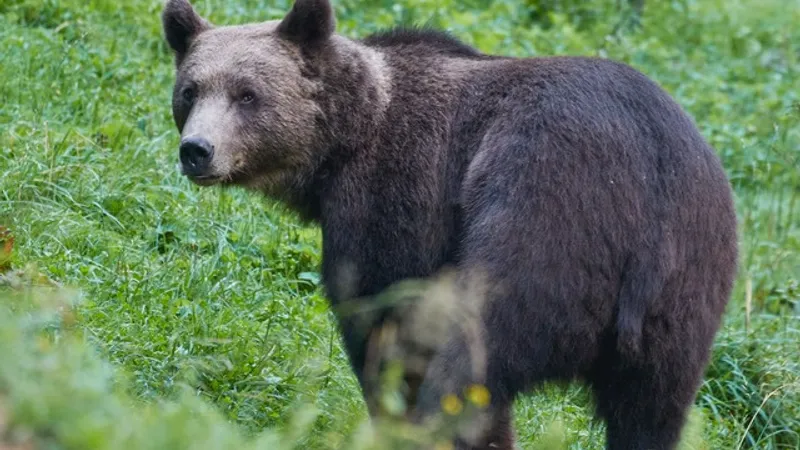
[{"xmin": 179, "ymin": 136, "xmax": 214, "ymax": 175}]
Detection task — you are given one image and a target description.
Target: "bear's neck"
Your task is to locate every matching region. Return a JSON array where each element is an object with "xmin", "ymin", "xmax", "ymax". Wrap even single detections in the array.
[
  {"xmin": 304, "ymin": 38, "xmax": 473, "ymax": 304},
  {"xmin": 322, "ymin": 36, "xmax": 394, "ymax": 150}
]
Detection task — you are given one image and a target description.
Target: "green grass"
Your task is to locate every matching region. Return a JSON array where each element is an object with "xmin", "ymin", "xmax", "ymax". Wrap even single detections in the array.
[{"xmin": 1, "ymin": 0, "xmax": 798, "ymax": 448}]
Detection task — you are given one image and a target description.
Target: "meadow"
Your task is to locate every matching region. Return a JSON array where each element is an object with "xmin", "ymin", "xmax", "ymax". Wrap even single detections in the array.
[{"xmin": 0, "ymin": 0, "xmax": 798, "ymax": 448}]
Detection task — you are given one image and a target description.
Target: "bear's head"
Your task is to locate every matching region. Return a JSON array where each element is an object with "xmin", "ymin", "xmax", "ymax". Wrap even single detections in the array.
[{"xmin": 161, "ymin": 0, "xmax": 348, "ymax": 197}]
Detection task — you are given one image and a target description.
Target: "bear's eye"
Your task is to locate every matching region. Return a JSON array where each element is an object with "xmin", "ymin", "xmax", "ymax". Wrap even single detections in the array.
[
  {"xmin": 182, "ymin": 87, "xmax": 196, "ymax": 104},
  {"xmin": 239, "ymin": 91, "xmax": 256, "ymax": 104}
]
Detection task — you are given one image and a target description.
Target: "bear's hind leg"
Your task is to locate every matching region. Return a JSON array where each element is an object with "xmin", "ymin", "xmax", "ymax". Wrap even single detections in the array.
[
  {"xmin": 595, "ymin": 370, "xmax": 692, "ymax": 449},
  {"xmin": 592, "ymin": 339, "xmax": 707, "ymax": 450}
]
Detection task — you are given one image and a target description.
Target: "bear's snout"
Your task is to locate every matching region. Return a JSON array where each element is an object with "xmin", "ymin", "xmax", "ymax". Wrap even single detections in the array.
[{"xmin": 179, "ymin": 136, "xmax": 215, "ymax": 179}]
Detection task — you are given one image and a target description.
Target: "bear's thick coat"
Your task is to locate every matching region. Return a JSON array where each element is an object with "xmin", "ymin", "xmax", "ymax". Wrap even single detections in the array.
[{"xmin": 161, "ymin": 0, "xmax": 739, "ymax": 448}]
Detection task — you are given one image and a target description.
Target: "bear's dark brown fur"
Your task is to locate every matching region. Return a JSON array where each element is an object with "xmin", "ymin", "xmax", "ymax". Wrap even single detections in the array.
[{"xmin": 161, "ymin": 0, "xmax": 739, "ymax": 448}]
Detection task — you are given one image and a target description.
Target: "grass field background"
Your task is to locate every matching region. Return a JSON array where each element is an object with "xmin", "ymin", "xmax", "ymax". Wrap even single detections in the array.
[{"xmin": 0, "ymin": 0, "xmax": 798, "ymax": 448}]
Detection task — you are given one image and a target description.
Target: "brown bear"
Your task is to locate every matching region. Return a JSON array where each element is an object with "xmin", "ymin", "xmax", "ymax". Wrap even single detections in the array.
[{"xmin": 160, "ymin": 0, "xmax": 739, "ymax": 448}]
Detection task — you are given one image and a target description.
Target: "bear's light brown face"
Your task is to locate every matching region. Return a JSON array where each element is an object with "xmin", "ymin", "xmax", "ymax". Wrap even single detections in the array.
[
  {"xmin": 163, "ymin": 0, "xmax": 335, "ymax": 192},
  {"xmin": 172, "ymin": 25, "xmax": 323, "ymax": 189}
]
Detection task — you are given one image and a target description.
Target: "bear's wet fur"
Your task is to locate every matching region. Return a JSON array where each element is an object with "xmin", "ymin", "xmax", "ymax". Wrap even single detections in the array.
[{"xmin": 162, "ymin": 1, "xmax": 739, "ymax": 448}]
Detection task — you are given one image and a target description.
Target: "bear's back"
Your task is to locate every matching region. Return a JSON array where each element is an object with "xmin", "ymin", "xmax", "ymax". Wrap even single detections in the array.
[{"xmin": 361, "ymin": 26, "xmax": 487, "ymax": 58}]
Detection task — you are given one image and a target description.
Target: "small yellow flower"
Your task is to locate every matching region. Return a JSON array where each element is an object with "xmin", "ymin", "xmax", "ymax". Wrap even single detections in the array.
[
  {"xmin": 441, "ymin": 393, "xmax": 463, "ymax": 415},
  {"xmin": 465, "ymin": 384, "xmax": 491, "ymax": 408},
  {"xmin": 434, "ymin": 441, "xmax": 454, "ymax": 450}
]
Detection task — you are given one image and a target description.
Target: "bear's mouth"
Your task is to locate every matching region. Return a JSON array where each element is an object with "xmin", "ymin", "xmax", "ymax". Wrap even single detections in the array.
[
  {"xmin": 186, "ymin": 174, "xmax": 222, "ymax": 187},
  {"xmin": 176, "ymin": 162, "xmax": 223, "ymax": 187}
]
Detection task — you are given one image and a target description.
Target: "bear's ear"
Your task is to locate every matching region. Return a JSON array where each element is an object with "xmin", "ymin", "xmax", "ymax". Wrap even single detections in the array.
[
  {"xmin": 276, "ymin": 0, "xmax": 336, "ymax": 48},
  {"xmin": 162, "ymin": 0, "xmax": 211, "ymax": 62}
]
